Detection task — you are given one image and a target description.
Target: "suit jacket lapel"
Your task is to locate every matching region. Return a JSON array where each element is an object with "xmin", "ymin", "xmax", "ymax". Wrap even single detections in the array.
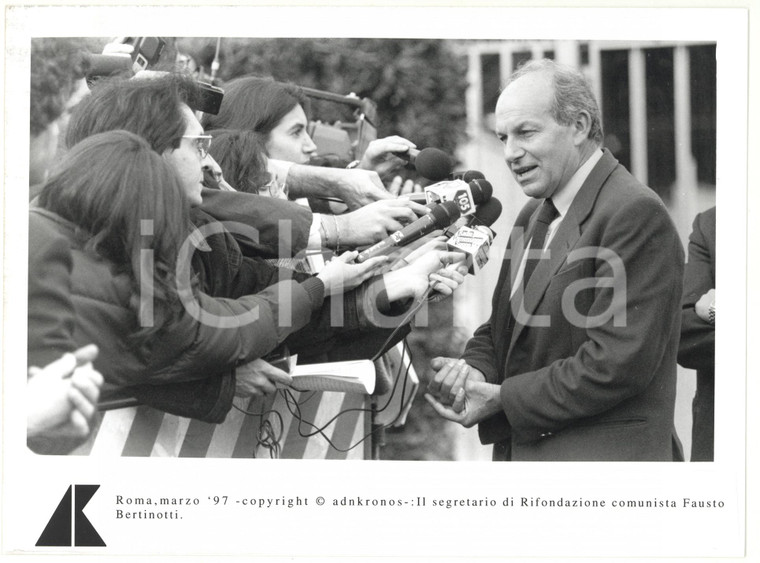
[{"xmin": 506, "ymin": 150, "xmax": 619, "ymax": 359}]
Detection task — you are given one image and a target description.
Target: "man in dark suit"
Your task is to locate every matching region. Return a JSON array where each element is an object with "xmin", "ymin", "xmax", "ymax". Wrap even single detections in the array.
[
  {"xmin": 425, "ymin": 59, "xmax": 684, "ymax": 461},
  {"xmin": 678, "ymin": 206, "xmax": 716, "ymax": 461}
]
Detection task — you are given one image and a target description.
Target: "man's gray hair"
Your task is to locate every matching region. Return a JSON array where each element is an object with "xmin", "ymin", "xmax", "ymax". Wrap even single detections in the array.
[{"xmin": 506, "ymin": 59, "xmax": 604, "ymax": 145}]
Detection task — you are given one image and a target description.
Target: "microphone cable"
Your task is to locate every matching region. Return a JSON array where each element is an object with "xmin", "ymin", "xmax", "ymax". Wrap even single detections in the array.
[
  {"xmin": 280, "ymin": 339, "xmax": 416, "ymax": 453},
  {"xmin": 231, "ymin": 399, "xmax": 285, "ymax": 459},
  {"xmin": 231, "ymin": 282, "xmax": 438, "ymax": 456}
]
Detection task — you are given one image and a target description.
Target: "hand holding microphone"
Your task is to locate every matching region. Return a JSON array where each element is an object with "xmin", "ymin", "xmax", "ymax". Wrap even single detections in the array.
[
  {"xmin": 356, "ymin": 200, "xmax": 462, "ymax": 263},
  {"xmin": 359, "ymin": 136, "xmax": 418, "ymax": 178},
  {"xmin": 441, "ymin": 197, "xmax": 503, "ymax": 275},
  {"xmin": 395, "ymin": 144, "xmax": 485, "ymax": 184},
  {"xmin": 381, "ymin": 186, "xmax": 499, "ymax": 268},
  {"xmin": 381, "ymin": 239, "xmax": 467, "ymax": 302},
  {"xmin": 398, "ymin": 197, "xmax": 502, "ymax": 304},
  {"xmin": 397, "ymin": 147, "xmax": 454, "ymax": 182},
  {"xmin": 405, "ymin": 238, "xmax": 470, "ymax": 298},
  {"xmin": 317, "ymin": 250, "xmax": 389, "ymax": 294}
]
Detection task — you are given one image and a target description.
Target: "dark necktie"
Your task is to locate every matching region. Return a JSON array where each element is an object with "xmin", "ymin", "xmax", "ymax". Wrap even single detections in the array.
[
  {"xmin": 521, "ymin": 198, "xmax": 559, "ymax": 288},
  {"xmin": 494, "ymin": 202, "xmax": 557, "ymax": 449},
  {"xmin": 502, "ymin": 198, "xmax": 560, "ymax": 365}
]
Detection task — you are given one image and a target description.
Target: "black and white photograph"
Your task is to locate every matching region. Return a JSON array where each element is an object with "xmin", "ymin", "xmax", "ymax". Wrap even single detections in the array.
[{"xmin": 1, "ymin": 4, "xmax": 756, "ymax": 562}]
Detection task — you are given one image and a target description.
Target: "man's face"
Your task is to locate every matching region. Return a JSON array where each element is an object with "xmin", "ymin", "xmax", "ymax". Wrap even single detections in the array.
[
  {"xmin": 162, "ymin": 104, "xmax": 209, "ymax": 207},
  {"xmin": 265, "ymin": 104, "xmax": 317, "ymax": 164},
  {"xmin": 494, "ymin": 71, "xmax": 583, "ymax": 200}
]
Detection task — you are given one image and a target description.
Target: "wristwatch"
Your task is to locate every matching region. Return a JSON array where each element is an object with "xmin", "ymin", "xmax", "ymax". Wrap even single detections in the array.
[{"xmin": 708, "ymin": 300, "xmax": 715, "ymax": 325}]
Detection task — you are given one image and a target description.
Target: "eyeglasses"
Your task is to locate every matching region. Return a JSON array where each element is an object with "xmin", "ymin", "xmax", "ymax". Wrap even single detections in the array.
[{"xmin": 182, "ymin": 134, "xmax": 212, "ymax": 159}]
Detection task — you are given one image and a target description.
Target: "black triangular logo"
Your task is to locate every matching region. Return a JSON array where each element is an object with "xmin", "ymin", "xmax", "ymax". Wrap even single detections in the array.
[
  {"xmin": 74, "ymin": 485, "xmax": 106, "ymax": 546},
  {"xmin": 36, "ymin": 484, "xmax": 106, "ymax": 547},
  {"xmin": 36, "ymin": 485, "xmax": 72, "ymax": 546}
]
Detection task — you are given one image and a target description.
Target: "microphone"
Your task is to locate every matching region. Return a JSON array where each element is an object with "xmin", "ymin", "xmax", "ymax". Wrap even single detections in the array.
[
  {"xmin": 398, "ymin": 148, "xmax": 452, "ymax": 182},
  {"xmin": 356, "ymin": 200, "xmax": 461, "ymax": 263},
  {"xmin": 425, "ymin": 178, "xmax": 493, "ymax": 216},
  {"xmin": 452, "ymin": 170, "xmax": 485, "ymax": 182},
  {"xmin": 442, "ymin": 197, "xmax": 503, "ymax": 238},
  {"xmin": 401, "ymin": 178, "xmax": 492, "ymax": 208},
  {"xmin": 447, "ymin": 225, "xmax": 495, "ymax": 275},
  {"xmin": 442, "ymin": 198, "xmax": 502, "ymax": 275}
]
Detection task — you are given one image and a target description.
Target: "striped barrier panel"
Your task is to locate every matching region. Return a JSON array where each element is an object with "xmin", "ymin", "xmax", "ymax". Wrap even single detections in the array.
[{"xmin": 69, "ymin": 343, "xmax": 416, "ymax": 460}]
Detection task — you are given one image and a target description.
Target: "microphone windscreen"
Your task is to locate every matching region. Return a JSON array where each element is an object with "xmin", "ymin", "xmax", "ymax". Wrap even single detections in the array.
[
  {"xmin": 429, "ymin": 200, "xmax": 462, "ymax": 227},
  {"xmin": 472, "ymin": 198, "xmax": 502, "ymax": 227},
  {"xmin": 415, "ymin": 148, "xmax": 453, "ymax": 182},
  {"xmin": 469, "ymin": 179, "xmax": 493, "ymax": 204},
  {"xmin": 454, "ymin": 170, "xmax": 486, "ymax": 182}
]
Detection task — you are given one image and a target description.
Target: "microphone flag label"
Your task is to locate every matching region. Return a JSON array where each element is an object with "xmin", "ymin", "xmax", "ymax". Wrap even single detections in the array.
[
  {"xmin": 453, "ymin": 189, "xmax": 473, "ymax": 214},
  {"xmin": 36, "ymin": 484, "xmax": 106, "ymax": 547},
  {"xmin": 447, "ymin": 226, "xmax": 492, "ymax": 274},
  {"xmin": 424, "ymin": 180, "xmax": 476, "ymax": 216}
]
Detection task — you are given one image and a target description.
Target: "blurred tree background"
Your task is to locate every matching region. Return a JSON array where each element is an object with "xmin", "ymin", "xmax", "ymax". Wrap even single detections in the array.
[
  {"xmin": 180, "ymin": 38, "xmax": 468, "ymax": 157},
  {"xmin": 179, "ymin": 37, "xmax": 472, "ymax": 460}
]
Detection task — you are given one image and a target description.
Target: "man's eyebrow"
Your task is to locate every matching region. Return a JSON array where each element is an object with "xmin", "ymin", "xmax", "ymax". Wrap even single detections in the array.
[{"xmin": 516, "ymin": 117, "xmax": 541, "ymax": 127}]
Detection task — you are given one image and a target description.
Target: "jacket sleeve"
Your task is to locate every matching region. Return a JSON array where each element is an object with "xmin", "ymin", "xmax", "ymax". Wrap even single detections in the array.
[
  {"xmin": 462, "ymin": 316, "xmax": 511, "ymax": 446},
  {"xmin": 461, "ymin": 318, "xmax": 500, "ymax": 384},
  {"xmin": 500, "ymin": 195, "xmax": 685, "ymax": 443},
  {"xmin": 197, "ymin": 189, "xmax": 313, "ymax": 258},
  {"xmin": 283, "ymin": 275, "xmax": 413, "ymax": 361},
  {"xmin": 144, "ymin": 278, "xmax": 323, "ymax": 385},
  {"xmin": 127, "ymin": 370, "xmax": 236, "ymax": 423},
  {"xmin": 677, "ymin": 210, "xmax": 715, "ymax": 370}
]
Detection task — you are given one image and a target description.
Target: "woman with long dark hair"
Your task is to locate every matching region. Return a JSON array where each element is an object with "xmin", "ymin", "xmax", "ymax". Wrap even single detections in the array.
[
  {"xmin": 202, "ymin": 75, "xmax": 416, "ymax": 177},
  {"xmin": 39, "ymin": 130, "xmax": 190, "ymax": 346},
  {"xmin": 205, "ymin": 128, "xmax": 285, "ymax": 198},
  {"xmin": 203, "ymin": 76, "xmax": 317, "ymax": 164}
]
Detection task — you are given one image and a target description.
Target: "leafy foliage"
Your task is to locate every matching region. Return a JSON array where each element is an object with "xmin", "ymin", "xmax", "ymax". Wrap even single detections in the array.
[{"xmin": 182, "ymin": 38, "xmax": 469, "ymax": 156}]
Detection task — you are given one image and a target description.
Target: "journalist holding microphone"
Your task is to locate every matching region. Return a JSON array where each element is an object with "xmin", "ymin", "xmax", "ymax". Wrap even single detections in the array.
[{"xmin": 28, "ymin": 70, "xmax": 469, "ymax": 425}]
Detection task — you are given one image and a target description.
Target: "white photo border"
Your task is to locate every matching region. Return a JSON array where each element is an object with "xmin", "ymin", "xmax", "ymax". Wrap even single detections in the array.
[{"xmin": 2, "ymin": 4, "xmax": 755, "ymax": 562}]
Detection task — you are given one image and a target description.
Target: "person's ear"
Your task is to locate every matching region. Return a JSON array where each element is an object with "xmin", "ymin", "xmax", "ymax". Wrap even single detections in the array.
[{"xmin": 573, "ymin": 111, "xmax": 592, "ymax": 145}]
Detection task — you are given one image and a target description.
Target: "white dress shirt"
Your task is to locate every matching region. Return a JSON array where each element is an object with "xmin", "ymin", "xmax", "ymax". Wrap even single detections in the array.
[{"xmin": 510, "ymin": 148, "xmax": 603, "ymax": 299}]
